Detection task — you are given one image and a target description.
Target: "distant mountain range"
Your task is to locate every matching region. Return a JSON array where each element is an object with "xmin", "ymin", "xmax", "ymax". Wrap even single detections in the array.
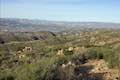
[{"xmin": 0, "ymin": 18, "xmax": 120, "ymax": 32}]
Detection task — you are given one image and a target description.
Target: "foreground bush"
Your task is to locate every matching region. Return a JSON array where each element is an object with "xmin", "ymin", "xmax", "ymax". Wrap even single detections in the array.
[{"xmin": 86, "ymin": 47, "xmax": 120, "ymax": 69}]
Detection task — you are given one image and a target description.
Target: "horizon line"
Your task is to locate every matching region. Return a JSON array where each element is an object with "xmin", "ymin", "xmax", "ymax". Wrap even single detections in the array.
[{"xmin": 0, "ymin": 17, "xmax": 120, "ymax": 24}]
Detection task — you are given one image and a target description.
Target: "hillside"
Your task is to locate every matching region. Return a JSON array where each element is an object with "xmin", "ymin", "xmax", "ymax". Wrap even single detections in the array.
[
  {"xmin": 0, "ymin": 29, "xmax": 120, "ymax": 80},
  {"xmin": 0, "ymin": 31, "xmax": 56, "ymax": 44}
]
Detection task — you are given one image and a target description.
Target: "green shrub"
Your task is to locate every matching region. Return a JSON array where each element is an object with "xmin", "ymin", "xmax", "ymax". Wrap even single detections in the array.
[
  {"xmin": 86, "ymin": 47, "xmax": 120, "ymax": 69},
  {"xmin": 64, "ymin": 50, "xmax": 74, "ymax": 56},
  {"xmin": 103, "ymin": 47, "xmax": 120, "ymax": 68},
  {"xmin": 13, "ymin": 56, "xmax": 64, "ymax": 80},
  {"xmin": 86, "ymin": 48, "xmax": 103, "ymax": 59},
  {"xmin": 0, "ymin": 70, "xmax": 15, "ymax": 80}
]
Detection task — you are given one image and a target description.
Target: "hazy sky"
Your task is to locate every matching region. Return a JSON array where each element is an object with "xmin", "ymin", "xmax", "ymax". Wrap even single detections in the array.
[{"xmin": 0, "ymin": 0, "xmax": 120, "ymax": 22}]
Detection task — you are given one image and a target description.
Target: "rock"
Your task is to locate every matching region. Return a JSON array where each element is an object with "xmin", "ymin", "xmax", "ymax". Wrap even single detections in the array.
[
  {"xmin": 68, "ymin": 61, "xmax": 72, "ymax": 65},
  {"xmin": 97, "ymin": 41, "xmax": 106, "ymax": 46},
  {"xmin": 68, "ymin": 47, "xmax": 74, "ymax": 51},
  {"xmin": 90, "ymin": 37, "xmax": 96, "ymax": 43},
  {"xmin": 23, "ymin": 47, "xmax": 32, "ymax": 52},
  {"xmin": 67, "ymin": 61, "xmax": 75, "ymax": 67},
  {"xmin": 18, "ymin": 54, "xmax": 25, "ymax": 59},
  {"xmin": 62, "ymin": 64, "xmax": 66, "ymax": 68},
  {"xmin": 74, "ymin": 46, "xmax": 86, "ymax": 54},
  {"xmin": 17, "ymin": 51, "xmax": 22, "ymax": 54},
  {"xmin": 57, "ymin": 49, "xmax": 64, "ymax": 56}
]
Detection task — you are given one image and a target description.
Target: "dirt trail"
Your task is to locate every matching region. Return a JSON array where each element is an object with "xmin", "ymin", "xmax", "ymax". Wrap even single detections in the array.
[{"xmin": 80, "ymin": 59, "xmax": 120, "ymax": 80}]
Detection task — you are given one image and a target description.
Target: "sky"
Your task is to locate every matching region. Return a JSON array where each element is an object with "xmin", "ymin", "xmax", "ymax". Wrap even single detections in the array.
[{"xmin": 0, "ymin": 0, "xmax": 120, "ymax": 23}]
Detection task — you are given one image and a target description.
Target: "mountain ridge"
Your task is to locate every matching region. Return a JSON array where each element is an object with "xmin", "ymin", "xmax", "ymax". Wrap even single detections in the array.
[{"xmin": 0, "ymin": 18, "xmax": 120, "ymax": 32}]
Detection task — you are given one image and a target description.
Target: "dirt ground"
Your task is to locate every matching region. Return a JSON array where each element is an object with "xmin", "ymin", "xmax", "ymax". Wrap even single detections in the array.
[{"xmin": 80, "ymin": 59, "xmax": 120, "ymax": 80}]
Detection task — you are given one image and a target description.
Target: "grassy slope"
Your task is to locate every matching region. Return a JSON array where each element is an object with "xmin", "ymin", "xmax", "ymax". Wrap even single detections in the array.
[{"xmin": 0, "ymin": 29, "xmax": 120, "ymax": 80}]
